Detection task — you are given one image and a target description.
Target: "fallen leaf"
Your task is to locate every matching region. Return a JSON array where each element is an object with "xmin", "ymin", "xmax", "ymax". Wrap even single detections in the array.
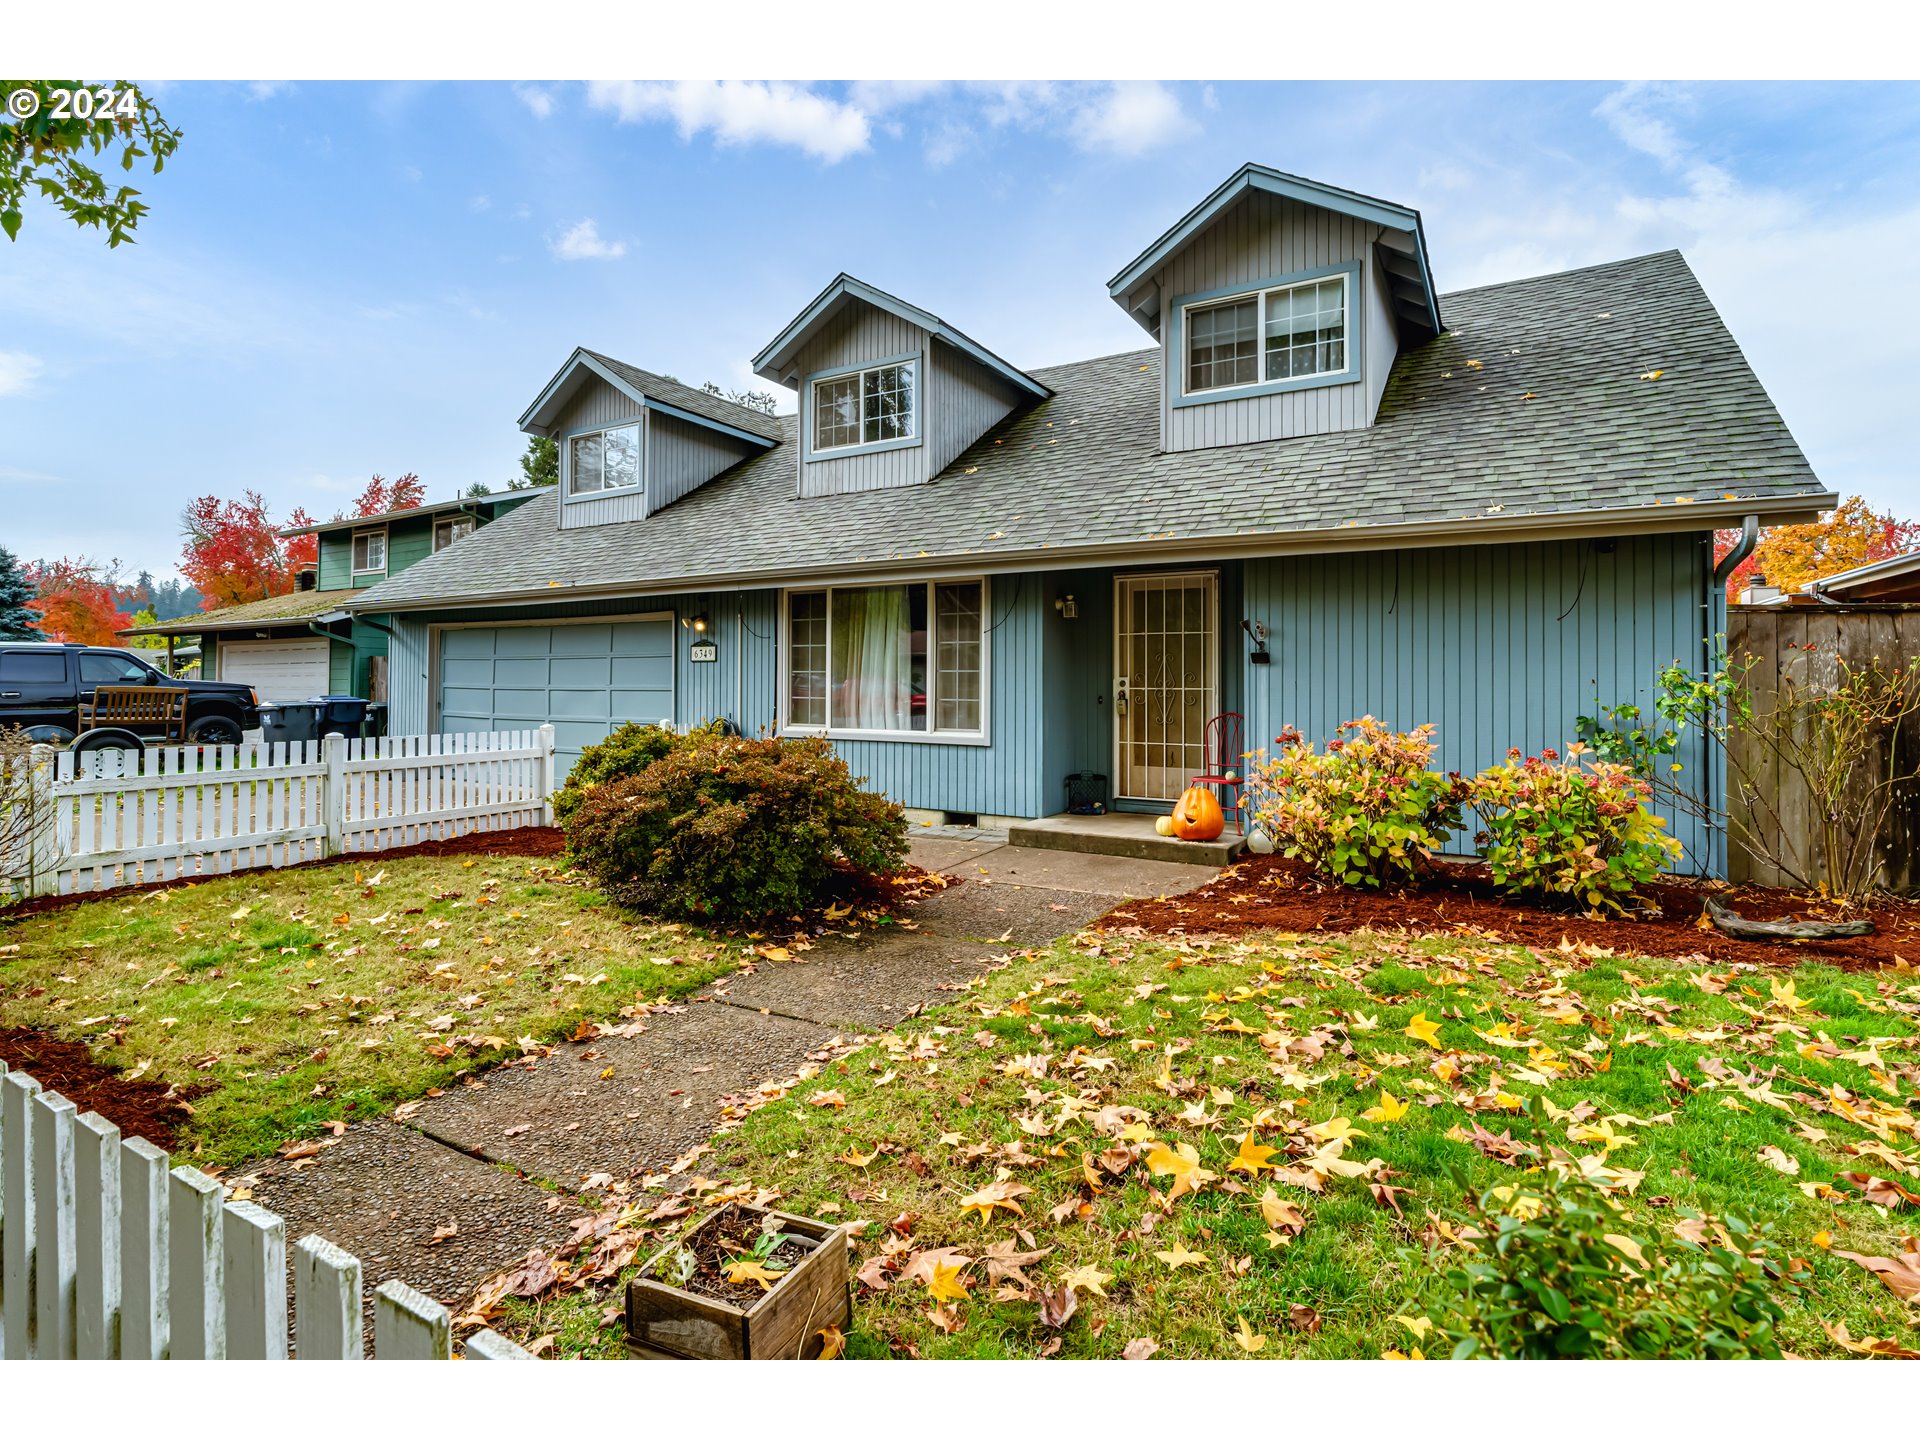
[
  {"xmin": 1831, "ymin": 1238, "xmax": 1920, "ymax": 1302},
  {"xmin": 1756, "ymin": 1145, "xmax": 1800, "ymax": 1176},
  {"xmin": 1232, "ymin": 1315, "xmax": 1267, "ymax": 1352},
  {"xmin": 815, "ymin": 1326, "xmax": 846, "ymax": 1359},
  {"xmin": 1122, "ymin": 1336, "xmax": 1160, "ymax": 1360}
]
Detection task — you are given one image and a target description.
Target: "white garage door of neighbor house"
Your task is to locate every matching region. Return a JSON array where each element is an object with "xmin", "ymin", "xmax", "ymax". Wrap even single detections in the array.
[
  {"xmin": 219, "ymin": 638, "xmax": 332, "ymax": 703},
  {"xmin": 437, "ymin": 619, "xmax": 676, "ymax": 772}
]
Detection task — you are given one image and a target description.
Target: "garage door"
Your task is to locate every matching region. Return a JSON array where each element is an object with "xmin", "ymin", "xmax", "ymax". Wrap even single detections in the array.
[
  {"xmin": 220, "ymin": 638, "xmax": 332, "ymax": 703},
  {"xmin": 437, "ymin": 619, "xmax": 676, "ymax": 773}
]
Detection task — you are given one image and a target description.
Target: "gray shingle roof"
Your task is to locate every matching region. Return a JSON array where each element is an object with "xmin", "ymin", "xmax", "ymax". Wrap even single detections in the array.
[
  {"xmin": 355, "ymin": 251, "xmax": 1828, "ymax": 611},
  {"xmin": 581, "ymin": 350, "xmax": 785, "ymax": 442}
]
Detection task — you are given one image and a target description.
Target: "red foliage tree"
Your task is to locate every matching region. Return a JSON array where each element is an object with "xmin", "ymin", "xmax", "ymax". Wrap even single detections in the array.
[
  {"xmin": 24, "ymin": 557, "xmax": 133, "ymax": 645},
  {"xmin": 347, "ymin": 473, "xmax": 426, "ymax": 518},
  {"xmin": 1716, "ymin": 496, "xmax": 1920, "ymax": 601},
  {"xmin": 179, "ymin": 490, "xmax": 318, "ymax": 610}
]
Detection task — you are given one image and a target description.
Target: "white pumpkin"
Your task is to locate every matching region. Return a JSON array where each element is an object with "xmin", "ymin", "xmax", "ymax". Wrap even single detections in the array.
[
  {"xmin": 1245, "ymin": 828, "xmax": 1276, "ymax": 855},
  {"xmin": 1154, "ymin": 815, "xmax": 1176, "ymax": 837}
]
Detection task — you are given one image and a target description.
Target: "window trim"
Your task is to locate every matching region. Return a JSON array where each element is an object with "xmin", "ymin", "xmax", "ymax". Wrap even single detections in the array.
[
  {"xmin": 561, "ymin": 415, "xmax": 646, "ymax": 504},
  {"xmin": 433, "ymin": 514, "xmax": 477, "ymax": 551},
  {"xmin": 778, "ymin": 576, "xmax": 990, "ymax": 747},
  {"xmin": 801, "ymin": 351, "xmax": 924, "ymax": 462},
  {"xmin": 1169, "ymin": 261, "xmax": 1363, "ymax": 408},
  {"xmin": 351, "ymin": 526, "xmax": 389, "ymax": 575}
]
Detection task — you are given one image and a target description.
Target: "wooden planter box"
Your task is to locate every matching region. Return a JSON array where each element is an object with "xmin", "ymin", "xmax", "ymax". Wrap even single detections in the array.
[{"xmin": 625, "ymin": 1203, "xmax": 849, "ymax": 1360}]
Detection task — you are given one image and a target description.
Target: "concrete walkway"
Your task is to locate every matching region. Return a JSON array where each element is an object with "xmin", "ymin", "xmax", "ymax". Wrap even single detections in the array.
[{"xmin": 239, "ymin": 835, "xmax": 1216, "ymax": 1310}]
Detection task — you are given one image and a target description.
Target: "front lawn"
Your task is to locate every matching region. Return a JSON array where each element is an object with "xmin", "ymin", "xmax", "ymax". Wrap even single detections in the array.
[
  {"xmin": 491, "ymin": 927, "xmax": 1920, "ymax": 1359},
  {"xmin": 0, "ymin": 854, "xmax": 740, "ymax": 1165}
]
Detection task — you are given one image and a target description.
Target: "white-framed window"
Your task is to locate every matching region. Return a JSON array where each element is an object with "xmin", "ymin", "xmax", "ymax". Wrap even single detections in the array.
[
  {"xmin": 1184, "ymin": 272, "xmax": 1349, "ymax": 395},
  {"xmin": 351, "ymin": 527, "xmax": 387, "ymax": 574},
  {"xmin": 433, "ymin": 515, "xmax": 476, "ymax": 551},
  {"xmin": 567, "ymin": 422, "xmax": 641, "ymax": 496},
  {"xmin": 810, "ymin": 359, "xmax": 916, "ymax": 454},
  {"xmin": 784, "ymin": 578, "xmax": 985, "ymax": 738}
]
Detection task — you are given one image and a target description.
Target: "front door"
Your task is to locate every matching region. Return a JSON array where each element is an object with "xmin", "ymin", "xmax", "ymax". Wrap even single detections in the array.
[{"xmin": 1114, "ymin": 571, "xmax": 1218, "ymax": 802}]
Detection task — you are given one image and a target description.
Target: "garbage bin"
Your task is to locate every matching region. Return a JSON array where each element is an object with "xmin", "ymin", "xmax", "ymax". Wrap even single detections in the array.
[
  {"xmin": 312, "ymin": 695, "xmax": 372, "ymax": 738},
  {"xmin": 365, "ymin": 701, "xmax": 389, "ymax": 739},
  {"xmin": 259, "ymin": 701, "xmax": 322, "ymax": 746}
]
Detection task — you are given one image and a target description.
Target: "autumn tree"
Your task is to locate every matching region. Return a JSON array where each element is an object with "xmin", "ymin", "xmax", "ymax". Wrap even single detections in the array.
[
  {"xmin": 345, "ymin": 472, "xmax": 427, "ymax": 518},
  {"xmin": 1716, "ymin": 495, "xmax": 1920, "ymax": 599},
  {"xmin": 0, "ymin": 542, "xmax": 38, "ymax": 639},
  {"xmin": 23, "ymin": 556, "xmax": 130, "ymax": 644},
  {"xmin": 179, "ymin": 490, "xmax": 317, "ymax": 610}
]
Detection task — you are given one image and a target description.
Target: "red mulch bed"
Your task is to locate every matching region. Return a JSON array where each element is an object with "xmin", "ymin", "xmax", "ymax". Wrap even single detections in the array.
[
  {"xmin": 1101, "ymin": 855, "xmax": 1920, "ymax": 971},
  {"xmin": 0, "ymin": 1027, "xmax": 198, "ymax": 1149},
  {"xmin": 1, "ymin": 825, "xmax": 567, "ymax": 920}
]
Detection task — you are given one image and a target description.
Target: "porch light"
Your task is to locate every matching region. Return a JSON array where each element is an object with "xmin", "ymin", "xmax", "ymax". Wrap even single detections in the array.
[
  {"xmin": 1054, "ymin": 594, "xmax": 1078, "ymax": 620},
  {"xmin": 682, "ymin": 612, "xmax": 710, "ymax": 634}
]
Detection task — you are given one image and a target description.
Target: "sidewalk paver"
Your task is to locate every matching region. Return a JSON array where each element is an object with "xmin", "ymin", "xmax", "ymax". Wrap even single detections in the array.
[{"xmin": 707, "ymin": 932, "xmax": 1001, "ymax": 1030}]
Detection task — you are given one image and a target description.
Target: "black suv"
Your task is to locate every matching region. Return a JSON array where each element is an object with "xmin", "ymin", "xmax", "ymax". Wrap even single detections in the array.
[{"xmin": 0, "ymin": 643, "xmax": 261, "ymax": 746}]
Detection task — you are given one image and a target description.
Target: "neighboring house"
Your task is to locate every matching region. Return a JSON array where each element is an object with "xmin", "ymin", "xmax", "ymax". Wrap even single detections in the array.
[
  {"xmin": 123, "ymin": 492, "xmax": 535, "ymax": 701},
  {"xmin": 348, "ymin": 163, "xmax": 1833, "ymax": 874},
  {"xmin": 1804, "ymin": 549, "xmax": 1920, "ymax": 604}
]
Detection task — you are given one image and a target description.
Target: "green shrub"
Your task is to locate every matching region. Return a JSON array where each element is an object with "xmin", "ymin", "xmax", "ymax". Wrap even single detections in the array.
[
  {"xmin": 1472, "ymin": 743, "xmax": 1682, "ymax": 914},
  {"xmin": 1244, "ymin": 717, "xmax": 1471, "ymax": 887},
  {"xmin": 551, "ymin": 722, "xmax": 687, "ymax": 827},
  {"xmin": 561, "ymin": 731, "xmax": 907, "ymax": 921},
  {"xmin": 1418, "ymin": 1175, "xmax": 1785, "ymax": 1359}
]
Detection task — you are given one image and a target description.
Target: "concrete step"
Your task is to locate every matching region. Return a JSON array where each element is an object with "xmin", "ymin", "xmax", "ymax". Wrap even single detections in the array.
[{"xmin": 1007, "ymin": 812, "xmax": 1244, "ymax": 867}]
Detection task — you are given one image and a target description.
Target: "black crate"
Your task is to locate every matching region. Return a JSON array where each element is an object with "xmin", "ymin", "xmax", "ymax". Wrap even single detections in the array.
[{"xmin": 1064, "ymin": 771, "xmax": 1108, "ymax": 816}]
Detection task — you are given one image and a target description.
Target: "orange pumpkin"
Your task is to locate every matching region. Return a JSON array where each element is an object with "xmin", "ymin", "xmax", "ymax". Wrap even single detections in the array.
[{"xmin": 1169, "ymin": 786, "xmax": 1225, "ymax": 842}]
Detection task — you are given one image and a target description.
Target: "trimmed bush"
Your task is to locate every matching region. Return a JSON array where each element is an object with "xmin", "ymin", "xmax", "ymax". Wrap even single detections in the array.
[
  {"xmin": 562, "ymin": 731, "xmax": 907, "ymax": 921},
  {"xmin": 551, "ymin": 722, "xmax": 687, "ymax": 827},
  {"xmin": 1472, "ymin": 743, "xmax": 1682, "ymax": 914},
  {"xmin": 1244, "ymin": 717, "xmax": 1471, "ymax": 888},
  {"xmin": 1420, "ymin": 1175, "xmax": 1784, "ymax": 1359}
]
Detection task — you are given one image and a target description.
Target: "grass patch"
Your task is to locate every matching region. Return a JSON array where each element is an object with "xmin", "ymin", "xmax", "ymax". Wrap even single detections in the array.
[
  {"xmin": 0, "ymin": 855, "xmax": 741, "ymax": 1165},
  {"xmin": 493, "ymin": 929, "xmax": 1920, "ymax": 1360}
]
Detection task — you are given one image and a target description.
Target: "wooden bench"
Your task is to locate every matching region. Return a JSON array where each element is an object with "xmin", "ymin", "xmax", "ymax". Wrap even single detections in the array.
[{"xmin": 79, "ymin": 685, "xmax": 192, "ymax": 742}]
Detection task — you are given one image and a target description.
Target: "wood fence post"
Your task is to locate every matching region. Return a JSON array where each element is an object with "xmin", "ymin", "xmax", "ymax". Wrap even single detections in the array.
[
  {"xmin": 537, "ymin": 723, "xmax": 557, "ymax": 825},
  {"xmin": 322, "ymin": 732, "xmax": 347, "ymax": 859},
  {"xmin": 167, "ymin": 1166, "xmax": 225, "ymax": 1359},
  {"xmin": 119, "ymin": 1136, "xmax": 170, "ymax": 1359},
  {"xmin": 222, "ymin": 1200, "xmax": 287, "ymax": 1359},
  {"xmin": 294, "ymin": 1233, "xmax": 363, "ymax": 1360},
  {"xmin": 464, "ymin": 1327, "xmax": 536, "ymax": 1360},
  {"xmin": 2, "ymin": 1067, "xmax": 41, "ymax": 1358},
  {"xmin": 74, "ymin": 1111, "xmax": 122, "ymax": 1359},
  {"xmin": 31, "ymin": 1090, "xmax": 77, "ymax": 1358},
  {"xmin": 372, "ymin": 1278, "xmax": 450, "ymax": 1359}
]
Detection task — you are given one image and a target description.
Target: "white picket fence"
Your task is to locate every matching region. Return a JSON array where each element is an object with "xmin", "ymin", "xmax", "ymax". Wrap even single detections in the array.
[
  {"xmin": 6, "ymin": 726, "xmax": 557, "ymax": 898},
  {"xmin": 0, "ymin": 1062, "xmax": 531, "ymax": 1360}
]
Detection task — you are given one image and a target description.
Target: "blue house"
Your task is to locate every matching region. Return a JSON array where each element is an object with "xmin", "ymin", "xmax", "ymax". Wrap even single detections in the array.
[{"xmin": 350, "ymin": 164, "xmax": 1832, "ymax": 874}]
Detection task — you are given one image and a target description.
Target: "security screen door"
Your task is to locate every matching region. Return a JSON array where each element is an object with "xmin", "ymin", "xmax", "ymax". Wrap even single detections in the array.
[{"xmin": 1114, "ymin": 571, "xmax": 1218, "ymax": 802}]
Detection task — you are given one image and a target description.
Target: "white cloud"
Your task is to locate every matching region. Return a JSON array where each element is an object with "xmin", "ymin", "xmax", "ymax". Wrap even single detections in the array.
[
  {"xmin": 1070, "ymin": 81, "xmax": 1197, "ymax": 157},
  {"xmin": 401, "ymin": 164, "xmax": 423, "ymax": 184},
  {"xmin": 549, "ymin": 218, "xmax": 626, "ymax": 262},
  {"xmin": 246, "ymin": 81, "xmax": 290, "ymax": 102},
  {"xmin": 470, "ymin": 194, "xmax": 492, "ymax": 212},
  {"xmin": 585, "ymin": 81, "xmax": 871, "ymax": 163},
  {"xmin": 514, "ymin": 84, "xmax": 555, "ymax": 120},
  {"xmin": 923, "ymin": 121, "xmax": 975, "ymax": 169},
  {"xmin": 0, "ymin": 351, "xmax": 44, "ymax": 396}
]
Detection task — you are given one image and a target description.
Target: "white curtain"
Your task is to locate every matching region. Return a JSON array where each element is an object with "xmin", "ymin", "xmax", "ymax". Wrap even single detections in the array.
[{"xmin": 832, "ymin": 586, "xmax": 913, "ymax": 730}]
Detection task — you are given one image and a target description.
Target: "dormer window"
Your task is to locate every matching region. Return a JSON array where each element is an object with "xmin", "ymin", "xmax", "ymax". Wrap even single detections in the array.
[
  {"xmin": 808, "ymin": 356, "xmax": 917, "ymax": 456},
  {"xmin": 568, "ymin": 422, "xmax": 641, "ymax": 495},
  {"xmin": 1176, "ymin": 264, "xmax": 1357, "ymax": 404}
]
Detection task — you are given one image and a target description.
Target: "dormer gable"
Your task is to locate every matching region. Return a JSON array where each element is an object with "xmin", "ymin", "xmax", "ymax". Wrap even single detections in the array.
[
  {"xmin": 518, "ymin": 348, "xmax": 780, "ymax": 531},
  {"xmin": 1107, "ymin": 164, "xmax": 1443, "ymax": 453},
  {"xmin": 753, "ymin": 275, "xmax": 1049, "ymax": 499}
]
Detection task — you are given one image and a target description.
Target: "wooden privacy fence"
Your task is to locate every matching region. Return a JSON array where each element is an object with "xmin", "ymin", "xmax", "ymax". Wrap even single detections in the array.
[
  {"xmin": 0, "ymin": 1062, "xmax": 532, "ymax": 1359},
  {"xmin": 4, "ymin": 726, "xmax": 557, "ymax": 899},
  {"xmin": 1727, "ymin": 604, "xmax": 1920, "ymax": 894}
]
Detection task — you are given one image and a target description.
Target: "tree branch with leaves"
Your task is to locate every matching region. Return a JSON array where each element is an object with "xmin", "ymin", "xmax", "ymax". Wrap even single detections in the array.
[{"xmin": 1, "ymin": 80, "xmax": 182, "ymax": 245}]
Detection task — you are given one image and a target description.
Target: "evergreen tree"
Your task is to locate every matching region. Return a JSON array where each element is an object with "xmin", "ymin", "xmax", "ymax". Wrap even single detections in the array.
[
  {"xmin": 0, "ymin": 543, "xmax": 38, "ymax": 639},
  {"xmin": 511, "ymin": 435, "xmax": 558, "ymax": 489}
]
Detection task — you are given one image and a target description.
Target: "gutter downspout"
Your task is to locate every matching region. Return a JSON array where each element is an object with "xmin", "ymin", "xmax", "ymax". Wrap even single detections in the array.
[{"xmin": 1703, "ymin": 514, "xmax": 1760, "ymax": 880}]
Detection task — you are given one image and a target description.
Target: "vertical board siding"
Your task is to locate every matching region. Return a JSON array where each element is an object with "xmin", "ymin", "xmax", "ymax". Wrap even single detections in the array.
[
  {"xmin": 1154, "ymin": 190, "xmax": 1393, "ymax": 452},
  {"xmin": 647, "ymin": 411, "xmax": 756, "ymax": 517},
  {"xmin": 924, "ymin": 341, "xmax": 1022, "ymax": 475},
  {"xmin": 795, "ymin": 303, "xmax": 931, "ymax": 496},
  {"xmin": 1240, "ymin": 533, "xmax": 1717, "ymax": 872},
  {"xmin": 559, "ymin": 405, "xmax": 651, "ymax": 531}
]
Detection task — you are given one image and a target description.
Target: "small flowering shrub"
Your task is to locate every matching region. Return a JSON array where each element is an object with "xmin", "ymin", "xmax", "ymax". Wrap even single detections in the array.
[
  {"xmin": 1245, "ymin": 717, "xmax": 1471, "ymax": 888},
  {"xmin": 562, "ymin": 731, "xmax": 907, "ymax": 922},
  {"xmin": 1472, "ymin": 743, "xmax": 1683, "ymax": 914}
]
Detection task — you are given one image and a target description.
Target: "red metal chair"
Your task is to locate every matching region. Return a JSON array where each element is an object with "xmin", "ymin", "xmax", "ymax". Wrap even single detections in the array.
[{"xmin": 1190, "ymin": 711, "xmax": 1246, "ymax": 835}]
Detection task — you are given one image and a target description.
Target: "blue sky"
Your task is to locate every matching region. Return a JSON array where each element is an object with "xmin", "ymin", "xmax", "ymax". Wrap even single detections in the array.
[{"xmin": 4, "ymin": 78, "xmax": 1919, "ymax": 583}]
